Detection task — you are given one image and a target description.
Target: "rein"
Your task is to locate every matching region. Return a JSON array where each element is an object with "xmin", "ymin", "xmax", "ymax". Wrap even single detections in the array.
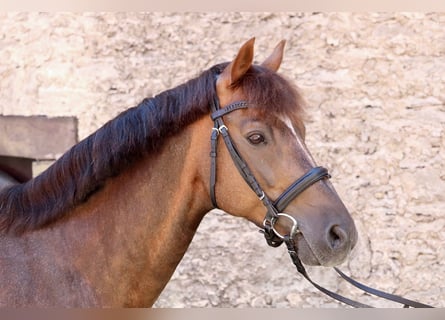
[{"xmin": 209, "ymin": 96, "xmax": 434, "ymax": 308}]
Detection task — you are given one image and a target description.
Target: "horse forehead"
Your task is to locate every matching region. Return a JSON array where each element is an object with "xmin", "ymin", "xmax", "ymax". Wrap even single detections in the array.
[
  {"xmin": 279, "ymin": 115, "xmax": 298, "ymax": 138},
  {"xmin": 275, "ymin": 114, "xmax": 315, "ymax": 164}
]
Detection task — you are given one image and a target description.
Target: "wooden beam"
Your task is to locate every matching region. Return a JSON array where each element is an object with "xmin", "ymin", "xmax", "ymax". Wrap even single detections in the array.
[{"xmin": 0, "ymin": 116, "xmax": 78, "ymax": 160}]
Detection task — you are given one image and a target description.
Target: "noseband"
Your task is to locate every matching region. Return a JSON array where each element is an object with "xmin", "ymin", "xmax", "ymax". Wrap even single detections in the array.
[{"xmin": 208, "ymin": 94, "xmax": 433, "ymax": 308}]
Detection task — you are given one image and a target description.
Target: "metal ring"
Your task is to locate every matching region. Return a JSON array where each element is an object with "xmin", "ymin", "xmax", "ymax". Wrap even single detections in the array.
[{"xmin": 271, "ymin": 213, "xmax": 299, "ymax": 239}]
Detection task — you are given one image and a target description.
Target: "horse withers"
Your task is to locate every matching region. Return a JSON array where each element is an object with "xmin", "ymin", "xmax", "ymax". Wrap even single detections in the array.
[{"xmin": 0, "ymin": 38, "xmax": 357, "ymax": 307}]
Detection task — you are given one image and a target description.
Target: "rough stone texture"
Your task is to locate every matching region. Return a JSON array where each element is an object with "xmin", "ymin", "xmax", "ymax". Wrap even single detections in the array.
[{"xmin": 0, "ymin": 12, "xmax": 443, "ymax": 307}]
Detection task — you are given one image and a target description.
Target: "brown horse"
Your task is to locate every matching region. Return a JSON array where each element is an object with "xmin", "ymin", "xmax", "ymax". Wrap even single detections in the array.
[{"xmin": 0, "ymin": 38, "xmax": 357, "ymax": 307}]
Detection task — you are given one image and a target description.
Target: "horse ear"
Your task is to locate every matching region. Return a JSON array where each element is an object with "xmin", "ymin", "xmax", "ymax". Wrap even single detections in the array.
[
  {"xmin": 219, "ymin": 37, "xmax": 255, "ymax": 87},
  {"xmin": 261, "ymin": 40, "xmax": 286, "ymax": 72}
]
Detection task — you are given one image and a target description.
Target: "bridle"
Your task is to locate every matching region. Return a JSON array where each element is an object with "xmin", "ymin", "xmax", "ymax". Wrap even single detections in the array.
[
  {"xmin": 209, "ymin": 97, "xmax": 330, "ymax": 247},
  {"xmin": 209, "ymin": 94, "xmax": 433, "ymax": 308}
]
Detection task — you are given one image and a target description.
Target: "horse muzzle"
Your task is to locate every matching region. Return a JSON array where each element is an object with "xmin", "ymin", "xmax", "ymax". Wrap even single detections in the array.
[{"xmin": 267, "ymin": 207, "xmax": 358, "ymax": 267}]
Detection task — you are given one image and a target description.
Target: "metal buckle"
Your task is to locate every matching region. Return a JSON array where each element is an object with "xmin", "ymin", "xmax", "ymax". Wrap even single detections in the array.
[
  {"xmin": 258, "ymin": 191, "xmax": 265, "ymax": 201},
  {"xmin": 218, "ymin": 125, "xmax": 228, "ymax": 134},
  {"xmin": 270, "ymin": 213, "xmax": 300, "ymax": 240}
]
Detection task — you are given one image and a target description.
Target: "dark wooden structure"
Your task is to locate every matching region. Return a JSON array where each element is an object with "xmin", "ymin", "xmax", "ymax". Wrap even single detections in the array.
[{"xmin": 0, "ymin": 116, "xmax": 78, "ymax": 181}]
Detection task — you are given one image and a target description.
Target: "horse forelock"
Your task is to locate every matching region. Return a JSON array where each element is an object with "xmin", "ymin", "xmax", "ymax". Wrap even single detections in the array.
[{"xmin": 232, "ymin": 65, "xmax": 306, "ymax": 126}]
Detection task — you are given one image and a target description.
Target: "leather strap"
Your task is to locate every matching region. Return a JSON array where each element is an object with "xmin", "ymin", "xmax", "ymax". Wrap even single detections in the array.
[
  {"xmin": 209, "ymin": 127, "xmax": 219, "ymax": 208},
  {"xmin": 209, "ymin": 97, "xmax": 270, "ymax": 206},
  {"xmin": 284, "ymin": 236, "xmax": 372, "ymax": 308},
  {"xmin": 274, "ymin": 167, "xmax": 330, "ymax": 212},
  {"xmin": 218, "ymin": 125, "xmax": 267, "ymax": 201},
  {"xmin": 211, "ymin": 101, "xmax": 248, "ymax": 120},
  {"xmin": 209, "ymin": 97, "xmax": 282, "ymax": 247},
  {"xmin": 333, "ymin": 267, "xmax": 433, "ymax": 308},
  {"xmin": 284, "ymin": 236, "xmax": 434, "ymax": 308}
]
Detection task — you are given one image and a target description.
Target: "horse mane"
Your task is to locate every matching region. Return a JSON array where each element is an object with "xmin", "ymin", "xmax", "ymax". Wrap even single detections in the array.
[{"xmin": 0, "ymin": 63, "xmax": 305, "ymax": 235}]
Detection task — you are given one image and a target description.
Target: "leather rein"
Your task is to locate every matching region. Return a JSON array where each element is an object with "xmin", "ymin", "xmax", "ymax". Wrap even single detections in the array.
[{"xmin": 209, "ymin": 96, "xmax": 433, "ymax": 308}]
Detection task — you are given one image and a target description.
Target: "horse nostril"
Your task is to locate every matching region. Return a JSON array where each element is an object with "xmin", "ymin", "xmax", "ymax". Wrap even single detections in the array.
[{"xmin": 327, "ymin": 225, "xmax": 348, "ymax": 250}]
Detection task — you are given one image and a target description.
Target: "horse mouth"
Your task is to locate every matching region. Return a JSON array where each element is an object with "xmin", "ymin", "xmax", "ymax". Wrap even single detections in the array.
[
  {"xmin": 295, "ymin": 231, "xmax": 354, "ymax": 267},
  {"xmin": 292, "ymin": 233, "xmax": 322, "ymax": 265}
]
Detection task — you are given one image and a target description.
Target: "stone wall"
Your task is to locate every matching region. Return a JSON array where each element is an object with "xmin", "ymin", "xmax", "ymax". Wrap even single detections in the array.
[{"xmin": 0, "ymin": 12, "xmax": 443, "ymax": 307}]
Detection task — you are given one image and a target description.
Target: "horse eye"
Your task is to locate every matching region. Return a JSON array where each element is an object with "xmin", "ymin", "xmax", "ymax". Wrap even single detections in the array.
[{"xmin": 247, "ymin": 133, "xmax": 266, "ymax": 145}]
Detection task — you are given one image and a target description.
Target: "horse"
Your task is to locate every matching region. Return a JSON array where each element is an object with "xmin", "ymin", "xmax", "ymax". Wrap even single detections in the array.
[{"xmin": 0, "ymin": 38, "xmax": 357, "ymax": 307}]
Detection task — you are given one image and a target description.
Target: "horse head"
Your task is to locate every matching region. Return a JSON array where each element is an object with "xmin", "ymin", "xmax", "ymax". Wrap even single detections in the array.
[{"xmin": 211, "ymin": 38, "xmax": 357, "ymax": 267}]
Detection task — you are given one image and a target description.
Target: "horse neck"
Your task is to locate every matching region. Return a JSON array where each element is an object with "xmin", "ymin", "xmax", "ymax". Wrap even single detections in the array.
[{"xmin": 51, "ymin": 117, "xmax": 212, "ymax": 306}]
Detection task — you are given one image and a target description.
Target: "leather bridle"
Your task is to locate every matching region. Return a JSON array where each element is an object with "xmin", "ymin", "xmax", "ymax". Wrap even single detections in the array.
[
  {"xmin": 209, "ymin": 96, "xmax": 330, "ymax": 247},
  {"xmin": 209, "ymin": 94, "xmax": 433, "ymax": 308}
]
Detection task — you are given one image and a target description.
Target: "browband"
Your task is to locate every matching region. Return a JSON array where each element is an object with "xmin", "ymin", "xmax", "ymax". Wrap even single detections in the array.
[{"xmin": 211, "ymin": 101, "xmax": 248, "ymax": 120}]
